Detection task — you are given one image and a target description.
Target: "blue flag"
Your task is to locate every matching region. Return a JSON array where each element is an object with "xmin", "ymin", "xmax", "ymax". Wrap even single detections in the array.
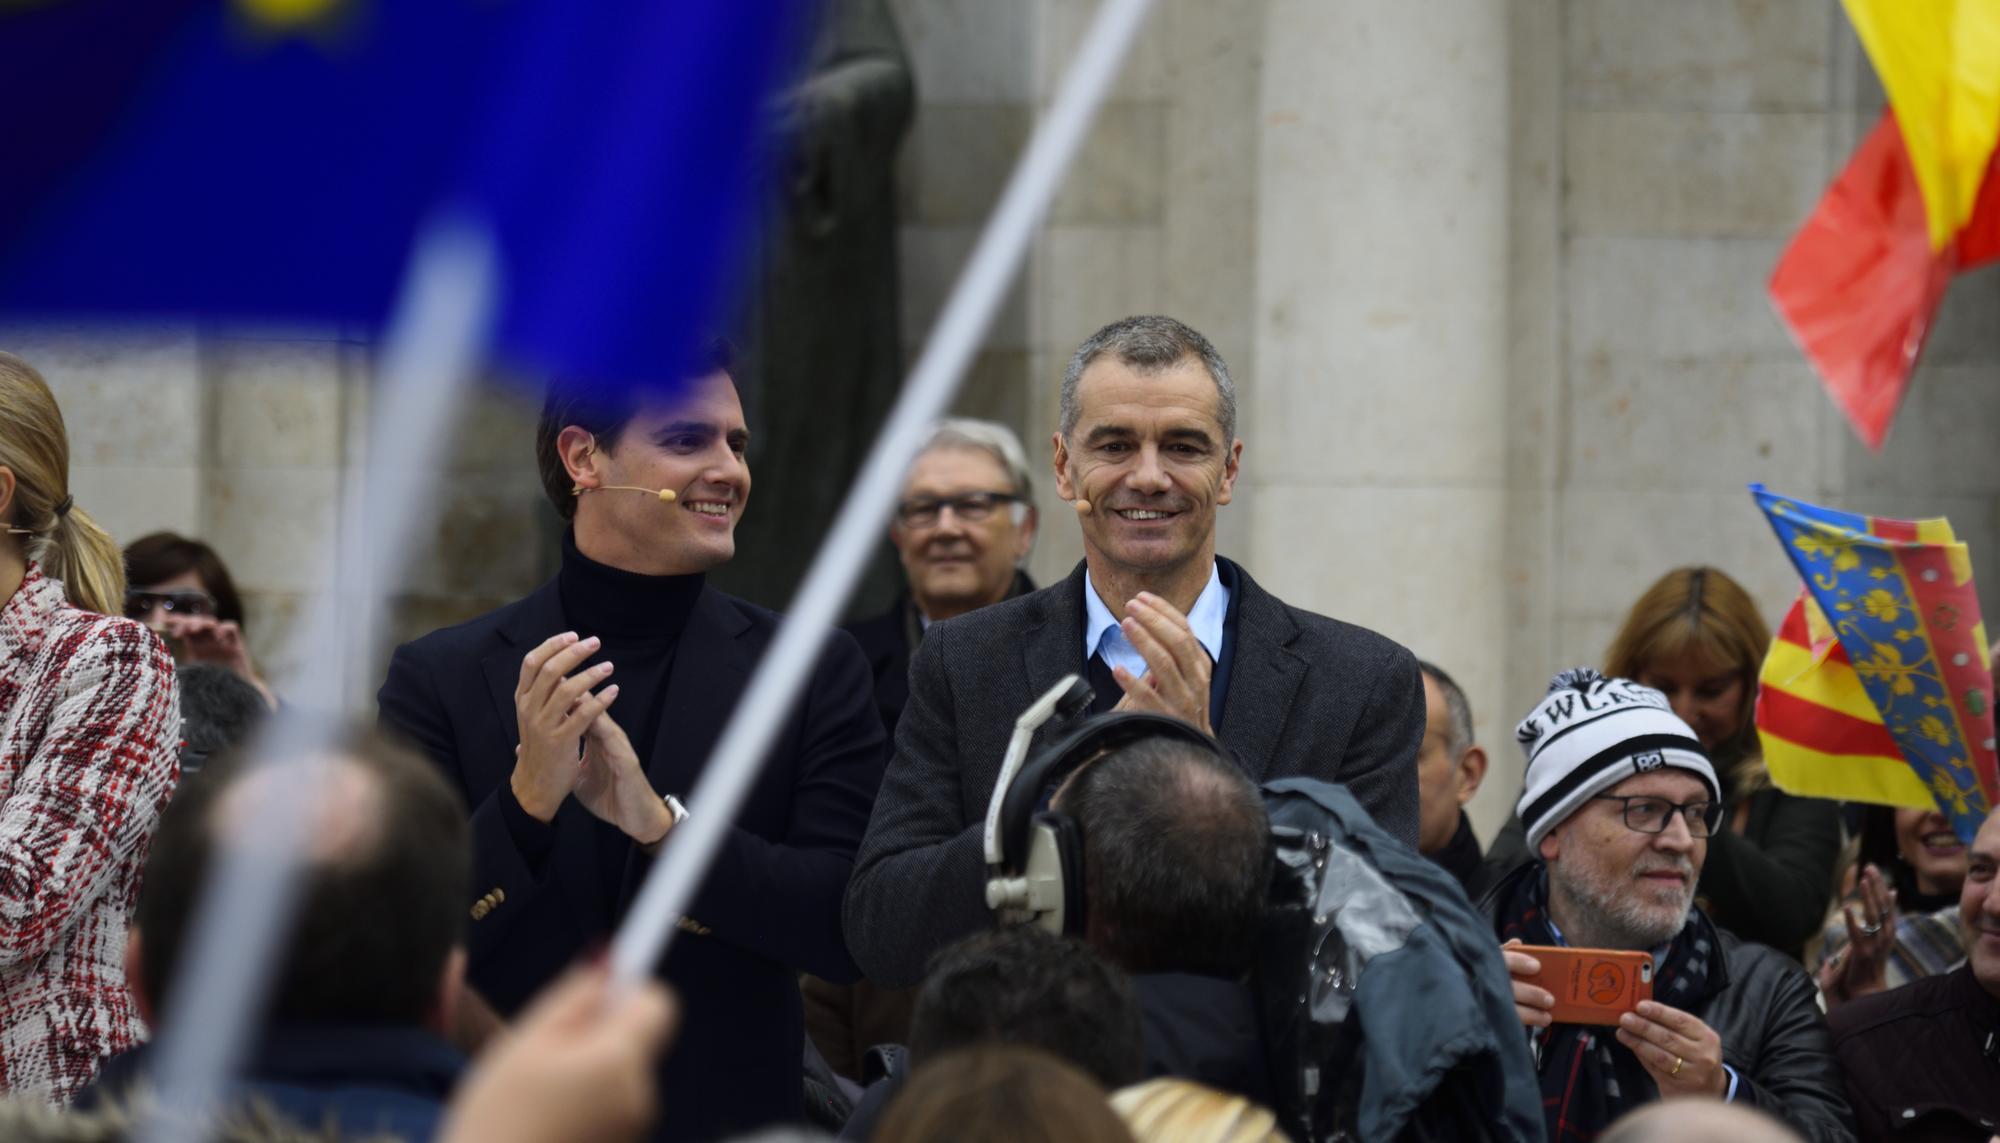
[{"xmin": 0, "ymin": 0, "xmax": 803, "ymax": 386}]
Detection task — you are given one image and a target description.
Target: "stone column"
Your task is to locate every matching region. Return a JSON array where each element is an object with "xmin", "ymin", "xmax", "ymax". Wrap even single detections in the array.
[{"xmin": 1246, "ymin": 1, "xmax": 1516, "ymax": 834}]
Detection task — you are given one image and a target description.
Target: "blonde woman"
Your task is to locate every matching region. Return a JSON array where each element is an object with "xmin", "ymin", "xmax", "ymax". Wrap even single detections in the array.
[
  {"xmin": 1112, "ymin": 1078, "xmax": 1290, "ymax": 1143},
  {"xmin": 1605, "ymin": 567, "xmax": 1843, "ymax": 961},
  {"xmin": 0, "ymin": 352, "xmax": 179, "ymax": 1102}
]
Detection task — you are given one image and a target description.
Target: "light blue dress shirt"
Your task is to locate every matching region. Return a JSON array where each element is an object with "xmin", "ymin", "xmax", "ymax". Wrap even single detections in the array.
[{"xmin": 1082, "ymin": 562, "xmax": 1228, "ymax": 680}]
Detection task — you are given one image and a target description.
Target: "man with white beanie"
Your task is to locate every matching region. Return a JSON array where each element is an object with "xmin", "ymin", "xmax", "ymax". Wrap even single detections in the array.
[{"xmin": 1483, "ymin": 669, "xmax": 1852, "ymax": 1143}]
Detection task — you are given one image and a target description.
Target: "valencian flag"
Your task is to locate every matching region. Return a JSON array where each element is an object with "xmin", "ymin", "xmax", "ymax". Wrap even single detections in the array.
[
  {"xmin": 0, "ymin": 0, "xmax": 803, "ymax": 385},
  {"xmin": 1751, "ymin": 484, "xmax": 1999, "ymax": 842},
  {"xmin": 1767, "ymin": 0, "xmax": 2000, "ymax": 450}
]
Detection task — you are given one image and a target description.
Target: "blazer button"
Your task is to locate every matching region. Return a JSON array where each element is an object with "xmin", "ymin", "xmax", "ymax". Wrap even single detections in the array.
[
  {"xmin": 491, "ymin": 888, "xmax": 505, "ymax": 905},
  {"xmin": 470, "ymin": 902, "xmax": 490, "ymax": 921}
]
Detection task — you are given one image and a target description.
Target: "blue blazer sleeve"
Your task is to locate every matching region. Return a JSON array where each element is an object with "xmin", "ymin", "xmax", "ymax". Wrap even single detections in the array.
[
  {"xmin": 680, "ymin": 630, "xmax": 886, "ymax": 983},
  {"xmin": 378, "ymin": 639, "xmax": 573, "ymax": 990}
]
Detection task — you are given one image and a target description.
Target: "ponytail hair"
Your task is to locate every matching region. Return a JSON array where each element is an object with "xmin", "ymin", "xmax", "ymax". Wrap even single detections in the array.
[{"xmin": 0, "ymin": 351, "xmax": 127, "ymax": 615}]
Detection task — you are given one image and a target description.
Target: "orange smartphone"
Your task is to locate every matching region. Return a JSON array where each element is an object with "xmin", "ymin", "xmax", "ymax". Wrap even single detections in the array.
[{"xmin": 1513, "ymin": 945, "xmax": 1654, "ymax": 1026}]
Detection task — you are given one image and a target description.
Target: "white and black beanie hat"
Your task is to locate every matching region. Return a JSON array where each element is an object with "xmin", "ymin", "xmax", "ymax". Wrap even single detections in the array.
[{"xmin": 1515, "ymin": 668, "xmax": 1719, "ymax": 851}]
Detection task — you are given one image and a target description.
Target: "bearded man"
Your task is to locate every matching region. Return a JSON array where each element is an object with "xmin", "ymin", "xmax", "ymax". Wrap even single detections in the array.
[{"xmin": 1486, "ymin": 670, "xmax": 1851, "ymax": 1143}]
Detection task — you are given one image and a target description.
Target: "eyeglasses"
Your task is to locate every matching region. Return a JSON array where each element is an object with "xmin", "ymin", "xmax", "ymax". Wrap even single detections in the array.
[
  {"xmin": 125, "ymin": 590, "xmax": 218, "ymax": 620},
  {"xmin": 894, "ymin": 490, "xmax": 1021, "ymax": 529},
  {"xmin": 1591, "ymin": 794, "xmax": 1724, "ymax": 839}
]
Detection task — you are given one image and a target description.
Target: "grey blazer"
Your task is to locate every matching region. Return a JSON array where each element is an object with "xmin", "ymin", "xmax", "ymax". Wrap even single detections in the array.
[{"xmin": 842, "ymin": 558, "xmax": 1425, "ymax": 986}]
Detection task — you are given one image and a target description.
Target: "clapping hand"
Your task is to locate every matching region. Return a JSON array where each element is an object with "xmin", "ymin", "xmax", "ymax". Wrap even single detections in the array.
[
  {"xmin": 577, "ymin": 711, "xmax": 675, "ymax": 848},
  {"xmin": 511, "ymin": 633, "xmax": 616, "ymax": 822},
  {"xmin": 1110, "ymin": 592, "xmax": 1214, "ymax": 735},
  {"xmin": 1818, "ymin": 862, "xmax": 1897, "ymax": 1008}
]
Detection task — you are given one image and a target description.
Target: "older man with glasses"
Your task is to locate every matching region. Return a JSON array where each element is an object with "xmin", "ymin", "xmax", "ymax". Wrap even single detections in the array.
[
  {"xmin": 807, "ymin": 419, "xmax": 1040, "ymax": 1084},
  {"xmin": 1484, "ymin": 669, "xmax": 1851, "ymax": 1143},
  {"xmin": 844, "ymin": 419, "xmax": 1039, "ymax": 741}
]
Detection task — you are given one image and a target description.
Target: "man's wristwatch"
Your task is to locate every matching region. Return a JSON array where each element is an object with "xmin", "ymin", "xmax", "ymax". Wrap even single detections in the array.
[{"xmin": 662, "ymin": 794, "xmax": 690, "ymax": 825}]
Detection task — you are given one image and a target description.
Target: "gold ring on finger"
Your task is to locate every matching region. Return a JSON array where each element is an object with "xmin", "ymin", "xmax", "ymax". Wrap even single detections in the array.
[{"xmin": 1670, "ymin": 1056, "xmax": 1684, "ymax": 1077}]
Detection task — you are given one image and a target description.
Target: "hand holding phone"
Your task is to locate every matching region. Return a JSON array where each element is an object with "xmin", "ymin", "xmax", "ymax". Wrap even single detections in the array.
[{"xmin": 1505, "ymin": 943, "xmax": 1653, "ymax": 1027}]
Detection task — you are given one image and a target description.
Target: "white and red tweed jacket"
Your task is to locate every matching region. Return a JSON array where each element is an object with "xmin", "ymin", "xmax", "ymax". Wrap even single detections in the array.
[{"xmin": 0, "ymin": 564, "xmax": 178, "ymax": 1104}]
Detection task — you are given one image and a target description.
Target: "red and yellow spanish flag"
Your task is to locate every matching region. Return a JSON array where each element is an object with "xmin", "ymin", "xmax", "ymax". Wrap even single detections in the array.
[{"xmin": 1768, "ymin": 0, "xmax": 2000, "ymax": 450}]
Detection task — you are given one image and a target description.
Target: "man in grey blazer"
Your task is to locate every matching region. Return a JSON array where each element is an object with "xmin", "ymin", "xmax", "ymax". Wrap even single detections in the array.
[{"xmin": 844, "ymin": 315, "xmax": 1425, "ymax": 986}]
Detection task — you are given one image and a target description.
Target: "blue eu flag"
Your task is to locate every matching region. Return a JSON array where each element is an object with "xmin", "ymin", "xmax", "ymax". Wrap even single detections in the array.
[{"xmin": 0, "ymin": 0, "xmax": 804, "ymax": 387}]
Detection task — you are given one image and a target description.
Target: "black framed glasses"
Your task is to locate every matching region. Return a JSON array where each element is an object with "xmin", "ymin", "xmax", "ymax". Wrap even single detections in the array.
[
  {"xmin": 124, "ymin": 589, "xmax": 218, "ymax": 621},
  {"xmin": 894, "ymin": 490, "xmax": 1021, "ymax": 529},
  {"xmin": 1591, "ymin": 794, "xmax": 1724, "ymax": 839}
]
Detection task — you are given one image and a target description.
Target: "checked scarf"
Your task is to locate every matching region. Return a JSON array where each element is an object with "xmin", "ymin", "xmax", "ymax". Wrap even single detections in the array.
[{"xmin": 1495, "ymin": 864, "xmax": 1728, "ymax": 1143}]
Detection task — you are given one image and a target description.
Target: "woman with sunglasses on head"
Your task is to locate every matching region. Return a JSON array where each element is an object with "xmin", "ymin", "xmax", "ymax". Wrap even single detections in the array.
[
  {"xmin": 0, "ymin": 352, "xmax": 180, "ymax": 1103},
  {"xmin": 123, "ymin": 531, "xmax": 274, "ymax": 707},
  {"xmin": 1605, "ymin": 567, "xmax": 1844, "ymax": 962}
]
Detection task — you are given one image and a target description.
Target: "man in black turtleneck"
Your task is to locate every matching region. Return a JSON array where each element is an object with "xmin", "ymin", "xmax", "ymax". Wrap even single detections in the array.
[
  {"xmin": 378, "ymin": 346, "xmax": 886, "ymax": 1142},
  {"xmin": 1414, "ymin": 660, "xmax": 1493, "ymax": 899}
]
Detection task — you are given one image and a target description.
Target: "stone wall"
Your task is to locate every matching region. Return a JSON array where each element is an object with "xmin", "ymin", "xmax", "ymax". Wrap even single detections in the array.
[{"xmin": 10, "ymin": 323, "xmax": 551, "ymax": 703}]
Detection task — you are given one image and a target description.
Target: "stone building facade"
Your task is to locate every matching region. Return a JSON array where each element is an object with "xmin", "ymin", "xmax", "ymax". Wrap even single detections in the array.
[{"xmin": 12, "ymin": 0, "xmax": 1999, "ymax": 838}]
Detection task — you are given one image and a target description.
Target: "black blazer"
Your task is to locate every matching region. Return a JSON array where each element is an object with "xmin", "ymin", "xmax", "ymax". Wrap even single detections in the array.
[
  {"xmin": 845, "ymin": 572, "xmax": 1037, "ymax": 739},
  {"xmin": 378, "ymin": 578, "xmax": 886, "ymax": 1141},
  {"xmin": 842, "ymin": 558, "xmax": 1424, "ymax": 986},
  {"xmin": 844, "ymin": 596, "xmax": 918, "ymax": 739}
]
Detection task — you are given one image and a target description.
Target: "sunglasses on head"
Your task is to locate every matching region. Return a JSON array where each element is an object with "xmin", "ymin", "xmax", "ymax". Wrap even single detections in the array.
[{"xmin": 124, "ymin": 590, "xmax": 218, "ymax": 621}]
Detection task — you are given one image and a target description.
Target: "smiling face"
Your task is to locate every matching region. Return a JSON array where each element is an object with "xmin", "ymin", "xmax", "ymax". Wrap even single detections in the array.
[
  {"xmin": 890, "ymin": 446, "xmax": 1036, "ymax": 624},
  {"xmin": 1051, "ymin": 356, "xmax": 1240, "ymax": 586},
  {"xmin": 1539, "ymin": 769, "xmax": 1709, "ymax": 950},
  {"xmin": 1895, "ymin": 806, "xmax": 1969, "ymax": 896},
  {"xmin": 566, "ymin": 370, "xmax": 751, "ymax": 576},
  {"xmin": 1962, "ymin": 809, "xmax": 2000, "ymax": 999}
]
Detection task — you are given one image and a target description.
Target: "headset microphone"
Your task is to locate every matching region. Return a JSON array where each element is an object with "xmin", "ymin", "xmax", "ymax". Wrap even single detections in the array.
[
  {"xmin": 1073, "ymin": 499, "xmax": 1092, "ymax": 515},
  {"xmin": 573, "ymin": 484, "xmax": 678, "ymax": 503}
]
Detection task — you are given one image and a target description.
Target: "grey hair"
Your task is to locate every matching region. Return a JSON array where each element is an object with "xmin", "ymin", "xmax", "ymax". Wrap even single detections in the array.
[
  {"xmin": 1059, "ymin": 315, "xmax": 1237, "ymax": 443},
  {"xmin": 1417, "ymin": 659, "xmax": 1475, "ymax": 758},
  {"xmin": 917, "ymin": 417, "xmax": 1035, "ymax": 503}
]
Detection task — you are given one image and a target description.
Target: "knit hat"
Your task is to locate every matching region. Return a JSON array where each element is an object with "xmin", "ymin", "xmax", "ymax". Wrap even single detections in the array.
[{"xmin": 1515, "ymin": 668, "xmax": 1718, "ymax": 851}]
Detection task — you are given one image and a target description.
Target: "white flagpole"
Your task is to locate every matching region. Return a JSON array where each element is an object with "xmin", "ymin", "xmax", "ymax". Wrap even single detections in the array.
[
  {"xmin": 609, "ymin": 0, "xmax": 1160, "ymax": 986},
  {"xmin": 139, "ymin": 217, "xmax": 498, "ymax": 1143}
]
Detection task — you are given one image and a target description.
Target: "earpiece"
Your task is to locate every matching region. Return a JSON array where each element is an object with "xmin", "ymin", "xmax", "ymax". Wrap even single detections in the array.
[{"xmin": 573, "ymin": 484, "xmax": 678, "ymax": 503}]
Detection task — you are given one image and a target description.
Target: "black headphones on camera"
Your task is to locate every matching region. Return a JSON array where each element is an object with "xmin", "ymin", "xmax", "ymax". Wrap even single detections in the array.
[{"xmin": 983, "ymin": 703, "xmax": 1226, "ymax": 937}]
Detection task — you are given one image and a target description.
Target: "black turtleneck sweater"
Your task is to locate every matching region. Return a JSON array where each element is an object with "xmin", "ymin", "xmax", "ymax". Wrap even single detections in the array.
[{"xmin": 498, "ymin": 532, "xmax": 705, "ymax": 885}]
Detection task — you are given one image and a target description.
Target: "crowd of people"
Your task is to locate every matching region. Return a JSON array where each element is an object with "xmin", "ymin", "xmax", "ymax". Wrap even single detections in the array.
[{"xmin": 0, "ymin": 319, "xmax": 1995, "ymax": 1143}]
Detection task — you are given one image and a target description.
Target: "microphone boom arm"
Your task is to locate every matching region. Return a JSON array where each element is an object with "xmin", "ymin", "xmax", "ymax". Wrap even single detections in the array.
[{"xmin": 982, "ymin": 674, "xmax": 1094, "ymax": 868}]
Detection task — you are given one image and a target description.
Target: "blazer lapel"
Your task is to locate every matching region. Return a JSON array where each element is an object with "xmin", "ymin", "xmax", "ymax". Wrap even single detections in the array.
[
  {"xmin": 480, "ymin": 579, "xmax": 568, "ymax": 759},
  {"xmin": 643, "ymin": 587, "xmax": 754, "ymax": 796},
  {"xmin": 1216, "ymin": 562, "xmax": 1305, "ymax": 782},
  {"xmin": 1020, "ymin": 563, "xmax": 1089, "ymax": 711}
]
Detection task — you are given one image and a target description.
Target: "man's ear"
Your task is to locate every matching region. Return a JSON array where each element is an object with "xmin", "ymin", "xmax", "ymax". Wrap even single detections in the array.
[
  {"xmin": 125, "ymin": 927, "xmax": 155, "ymax": 1026},
  {"xmin": 1051, "ymin": 433, "xmax": 1076, "ymax": 502},
  {"xmin": 1536, "ymin": 825, "xmax": 1561, "ymax": 864},
  {"xmin": 1215, "ymin": 439, "xmax": 1243, "ymax": 506},
  {"xmin": 557, "ymin": 426, "xmax": 603, "ymax": 492},
  {"xmin": 1455, "ymin": 745, "xmax": 1489, "ymax": 807}
]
